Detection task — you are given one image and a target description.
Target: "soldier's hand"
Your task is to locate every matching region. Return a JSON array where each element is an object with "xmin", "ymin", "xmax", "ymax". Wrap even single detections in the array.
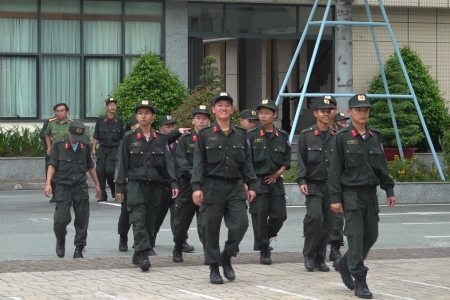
[
  {"xmin": 193, "ymin": 191, "xmax": 203, "ymax": 206},
  {"xmin": 172, "ymin": 189, "xmax": 179, "ymax": 199},
  {"xmin": 46, "ymin": 147, "xmax": 51, "ymax": 155},
  {"xmin": 95, "ymin": 185, "xmax": 101, "ymax": 199},
  {"xmin": 264, "ymin": 171, "xmax": 281, "ymax": 184},
  {"xmin": 387, "ymin": 196, "xmax": 396, "ymax": 207},
  {"xmin": 116, "ymin": 193, "xmax": 124, "ymax": 202},
  {"xmin": 247, "ymin": 190, "xmax": 256, "ymax": 203},
  {"xmin": 44, "ymin": 184, "xmax": 52, "ymax": 197},
  {"xmin": 91, "ymin": 149, "xmax": 96, "ymax": 158},
  {"xmin": 178, "ymin": 128, "xmax": 191, "ymax": 134},
  {"xmin": 300, "ymin": 184, "xmax": 308, "ymax": 195},
  {"xmin": 331, "ymin": 203, "xmax": 343, "ymax": 213}
]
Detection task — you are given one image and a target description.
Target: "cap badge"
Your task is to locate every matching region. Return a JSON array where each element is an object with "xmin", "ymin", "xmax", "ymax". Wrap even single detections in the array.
[
  {"xmin": 262, "ymin": 99, "xmax": 268, "ymax": 104},
  {"xmin": 324, "ymin": 100, "xmax": 330, "ymax": 104},
  {"xmin": 167, "ymin": 115, "xmax": 172, "ymax": 120},
  {"xmin": 109, "ymin": 97, "xmax": 114, "ymax": 100},
  {"xmin": 200, "ymin": 105, "xmax": 206, "ymax": 109},
  {"xmin": 340, "ymin": 112, "xmax": 345, "ymax": 116},
  {"xmin": 142, "ymin": 100, "xmax": 148, "ymax": 105},
  {"xmin": 75, "ymin": 128, "xmax": 83, "ymax": 133},
  {"xmin": 324, "ymin": 95, "xmax": 331, "ymax": 99},
  {"xmin": 220, "ymin": 92, "xmax": 228, "ymax": 96},
  {"xmin": 358, "ymin": 95, "xmax": 366, "ymax": 101},
  {"xmin": 251, "ymin": 110, "xmax": 256, "ymax": 115}
]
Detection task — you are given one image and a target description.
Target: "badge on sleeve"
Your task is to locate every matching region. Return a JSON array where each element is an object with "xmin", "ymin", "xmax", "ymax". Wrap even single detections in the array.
[
  {"xmin": 247, "ymin": 138, "xmax": 250, "ymax": 146},
  {"xmin": 287, "ymin": 140, "xmax": 291, "ymax": 147},
  {"xmin": 166, "ymin": 143, "xmax": 170, "ymax": 151}
]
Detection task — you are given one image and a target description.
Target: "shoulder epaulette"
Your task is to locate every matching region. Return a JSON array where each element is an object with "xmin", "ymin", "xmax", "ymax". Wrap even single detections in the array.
[
  {"xmin": 54, "ymin": 138, "xmax": 66, "ymax": 144},
  {"xmin": 369, "ymin": 127, "xmax": 381, "ymax": 134},
  {"xmin": 180, "ymin": 132, "xmax": 192, "ymax": 138},
  {"xmin": 97, "ymin": 115, "xmax": 105, "ymax": 120},
  {"xmin": 155, "ymin": 130, "xmax": 166, "ymax": 136},
  {"xmin": 278, "ymin": 128, "xmax": 289, "ymax": 137},
  {"xmin": 248, "ymin": 127, "xmax": 258, "ymax": 134},
  {"xmin": 68, "ymin": 118, "xmax": 73, "ymax": 122},
  {"xmin": 301, "ymin": 127, "xmax": 314, "ymax": 134},
  {"xmin": 234, "ymin": 124, "xmax": 246, "ymax": 131},
  {"xmin": 124, "ymin": 129, "xmax": 136, "ymax": 137},
  {"xmin": 49, "ymin": 117, "xmax": 57, "ymax": 122},
  {"xmin": 335, "ymin": 127, "xmax": 349, "ymax": 135},
  {"xmin": 199, "ymin": 124, "xmax": 211, "ymax": 132}
]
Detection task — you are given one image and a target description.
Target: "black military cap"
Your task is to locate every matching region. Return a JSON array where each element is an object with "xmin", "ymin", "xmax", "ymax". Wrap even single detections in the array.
[
  {"xmin": 348, "ymin": 94, "xmax": 371, "ymax": 108},
  {"xmin": 135, "ymin": 99, "xmax": 156, "ymax": 113},
  {"xmin": 334, "ymin": 111, "xmax": 350, "ymax": 122},
  {"xmin": 159, "ymin": 115, "xmax": 177, "ymax": 126},
  {"xmin": 68, "ymin": 120, "xmax": 86, "ymax": 141},
  {"xmin": 193, "ymin": 104, "xmax": 211, "ymax": 117},
  {"xmin": 105, "ymin": 97, "xmax": 117, "ymax": 106},
  {"xmin": 212, "ymin": 92, "xmax": 233, "ymax": 106},
  {"xmin": 256, "ymin": 99, "xmax": 277, "ymax": 112},
  {"xmin": 313, "ymin": 96, "xmax": 336, "ymax": 111},
  {"xmin": 240, "ymin": 109, "xmax": 259, "ymax": 120},
  {"xmin": 129, "ymin": 116, "xmax": 138, "ymax": 127},
  {"xmin": 324, "ymin": 94, "xmax": 337, "ymax": 106}
]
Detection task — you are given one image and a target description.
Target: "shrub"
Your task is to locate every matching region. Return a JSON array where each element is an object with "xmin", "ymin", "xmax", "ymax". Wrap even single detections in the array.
[
  {"xmin": 0, "ymin": 126, "xmax": 46, "ymax": 157},
  {"xmin": 111, "ymin": 52, "xmax": 188, "ymax": 127},
  {"xmin": 368, "ymin": 46, "xmax": 446, "ymax": 150},
  {"xmin": 387, "ymin": 155, "xmax": 448, "ymax": 182}
]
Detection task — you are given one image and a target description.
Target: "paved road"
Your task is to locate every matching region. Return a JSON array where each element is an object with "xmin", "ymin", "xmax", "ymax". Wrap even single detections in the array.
[{"xmin": 1, "ymin": 190, "xmax": 450, "ymax": 261}]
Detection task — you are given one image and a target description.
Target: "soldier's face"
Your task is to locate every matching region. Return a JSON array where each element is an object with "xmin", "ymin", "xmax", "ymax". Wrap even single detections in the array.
[
  {"xmin": 314, "ymin": 109, "xmax": 333, "ymax": 124},
  {"xmin": 348, "ymin": 107, "xmax": 370, "ymax": 124},
  {"xmin": 336, "ymin": 119, "xmax": 348, "ymax": 127},
  {"xmin": 212, "ymin": 100, "xmax": 233, "ymax": 120},
  {"xmin": 258, "ymin": 108, "xmax": 276, "ymax": 126},
  {"xmin": 160, "ymin": 123, "xmax": 175, "ymax": 134},
  {"xmin": 239, "ymin": 118, "xmax": 256, "ymax": 131},
  {"xmin": 192, "ymin": 113, "xmax": 210, "ymax": 131},
  {"xmin": 106, "ymin": 102, "xmax": 117, "ymax": 113},
  {"xmin": 55, "ymin": 105, "xmax": 68, "ymax": 121},
  {"xmin": 136, "ymin": 108, "xmax": 155, "ymax": 126}
]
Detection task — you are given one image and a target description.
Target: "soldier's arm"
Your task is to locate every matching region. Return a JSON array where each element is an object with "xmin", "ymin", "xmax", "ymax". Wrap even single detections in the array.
[
  {"xmin": 377, "ymin": 138, "xmax": 395, "ymax": 198},
  {"xmin": 282, "ymin": 135, "xmax": 292, "ymax": 170},
  {"xmin": 92, "ymin": 120, "xmax": 100, "ymax": 153},
  {"xmin": 191, "ymin": 131, "xmax": 206, "ymax": 192},
  {"xmin": 242, "ymin": 134, "xmax": 257, "ymax": 191},
  {"xmin": 39, "ymin": 120, "xmax": 49, "ymax": 142},
  {"xmin": 166, "ymin": 130, "xmax": 182, "ymax": 145},
  {"xmin": 115, "ymin": 138, "xmax": 129, "ymax": 194},
  {"xmin": 176, "ymin": 136, "xmax": 192, "ymax": 178},
  {"xmin": 162, "ymin": 137, "xmax": 179, "ymax": 190},
  {"xmin": 45, "ymin": 123, "xmax": 53, "ymax": 152},
  {"xmin": 119, "ymin": 120, "xmax": 125, "ymax": 140},
  {"xmin": 328, "ymin": 135, "xmax": 345, "ymax": 204},
  {"xmin": 296, "ymin": 133, "xmax": 309, "ymax": 186}
]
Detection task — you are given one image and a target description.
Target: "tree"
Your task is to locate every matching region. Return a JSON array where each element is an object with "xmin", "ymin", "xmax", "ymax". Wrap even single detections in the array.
[
  {"xmin": 111, "ymin": 52, "xmax": 188, "ymax": 127},
  {"xmin": 196, "ymin": 56, "xmax": 223, "ymax": 91}
]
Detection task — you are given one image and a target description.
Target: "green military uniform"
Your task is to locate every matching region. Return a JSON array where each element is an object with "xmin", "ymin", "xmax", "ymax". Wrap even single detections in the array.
[
  {"xmin": 115, "ymin": 101, "xmax": 178, "ymax": 261},
  {"xmin": 329, "ymin": 94, "xmax": 394, "ymax": 296},
  {"xmin": 248, "ymin": 99, "xmax": 291, "ymax": 264},
  {"xmin": 48, "ymin": 120, "xmax": 94, "ymax": 251},
  {"xmin": 191, "ymin": 118, "xmax": 257, "ymax": 266},
  {"xmin": 45, "ymin": 117, "xmax": 72, "ymax": 142},
  {"xmin": 296, "ymin": 96, "xmax": 337, "ymax": 271},
  {"xmin": 40, "ymin": 118, "xmax": 51, "ymax": 188},
  {"xmin": 93, "ymin": 99, "xmax": 125, "ymax": 201}
]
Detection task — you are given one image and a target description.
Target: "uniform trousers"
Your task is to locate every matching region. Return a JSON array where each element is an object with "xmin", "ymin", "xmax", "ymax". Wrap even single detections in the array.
[
  {"xmin": 329, "ymin": 213, "xmax": 344, "ymax": 246},
  {"xmin": 96, "ymin": 146, "xmax": 118, "ymax": 198},
  {"xmin": 117, "ymin": 190, "xmax": 131, "ymax": 237}
]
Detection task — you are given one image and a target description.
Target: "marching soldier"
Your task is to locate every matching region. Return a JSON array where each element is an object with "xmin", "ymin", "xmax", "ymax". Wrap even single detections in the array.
[
  {"xmin": 248, "ymin": 99, "xmax": 291, "ymax": 265},
  {"xmin": 191, "ymin": 92, "xmax": 257, "ymax": 284},
  {"xmin": 44, "ymin": 103, "xmax": 73, "ymax": 203},
  {"xmin": 239, "ymin": 109, "xmax": 259, "ymax": 131},
  {"xmin": 172, "ymin": 105, "xmax": 211, "ymax": 263},
  {"xmin": 329, "ymin": 94, "xmax": 395, "ymax": 298},
  {"xmin": 115, "ymin": 100, "xmax": 178, "ymax": 272},
  {"xmin": 92, "ymin": 97, "xmax": 125, "ymax": 202},
  {"xmin": 296, "ymin": 96, "xmax": 337, "ymax": 272},
  {"xmin": 44, "ymin": 120, "xmax": 101, "ymax": 259}
]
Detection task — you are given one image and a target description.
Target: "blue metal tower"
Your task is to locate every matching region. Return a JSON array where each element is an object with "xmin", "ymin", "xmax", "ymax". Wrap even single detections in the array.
[{"xmin": 275, "ymin": 0, "xmax": 445, "ymax": 180}]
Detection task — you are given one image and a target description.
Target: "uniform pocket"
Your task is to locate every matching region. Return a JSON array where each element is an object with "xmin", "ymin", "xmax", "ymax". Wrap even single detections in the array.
[
  {"xmin": 232, "ymin": 143, "xmax": 245, "ymax": 163},
  {"xmin": 252, "ymin": 142, "xmax": 266, "ymax": 163},
  {"xmin": 112, "ymin": 129, "xmax": 121, "ymax": 141},
  {"xmin": 150, "ymin": 148, "xmax": 165, "ymax": 167},
  {"xmin": 99, "ymin": 128, "xmax": 108, "ymax": 140},
  {"xmin": 307, "ymin": 144, "xmax": 322, "ymax": 163},
  {"xmin": 345, "ymin": 147, "xmax": 363, "ymax": 167},
  {"xmin": 273, "ymin": 148, "xmax": 285, "ymax": 165},
  {"xmin": 368, "ymin": 147, "xmax": 382, "ymax": 168},
  {"xmin": 206, "ymin": 143, "xmax": 222, "ymax": 163},
  {"xmin": 343, "ymin": 211, "xmax": 354, "ymax": 237},
  {"xmin": 129, "ymin": 146, "xmax": 144, "ymax": 167}
]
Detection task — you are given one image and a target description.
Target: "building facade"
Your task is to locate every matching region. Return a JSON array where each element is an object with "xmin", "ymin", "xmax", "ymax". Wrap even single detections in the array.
[{"xmin": 1, "ymin": 0, "xmax": 449, "ymax": 131}]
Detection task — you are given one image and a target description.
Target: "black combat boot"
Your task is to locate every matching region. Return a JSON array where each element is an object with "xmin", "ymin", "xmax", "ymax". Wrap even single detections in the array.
[
  {"xmin": 173, "ymin": 244, "xmax": 183, "ymax": 263},
  {"xmin": 260, "ymin": 245, "xmax": 272, "ymax": 265},
  {"xmin": 353, "ymin": 271, "xmax": 373, "ymax": 299},
  {"xmin": 132, "ymin": 250, "xmax": 139, "ymax": 266},
  {"xmin": 315, "ymin": 255, "xmax": 330, "ymax": 272},
  {"xmin": 73, "ymin": 245, "xmax": 85, "ymax": 258},
  {"xmin": 119, "ymin": 235, "xmax": 128, "ymax": 252},
  {"xmin": 304, "ymin": 254, "xmax": 315, "ymax": 272},
  {"xmin": 221, "ymin": 251, "xmax": 235, "ymax": 281},
  {"xmin": 139, "ymin": 249, "xmax": 151, "ymax": 271},
  {"xmin": 148, "ymin": 248, "xmax": 157, "ymax": 256},
  {"xmin": 329, "ymin": 243, "xmax": 342, "ymax": 261},
  {"xmin": 182, "ymin": 242, "xmax": 195, "ymax": 252},
  {"xmin": 56, "ymin": 238, "xmax": 65, "ymax": 258},
  {"xmin": 332, "ymin": 255, "xmax": 355, "ymax": 290},
  {"xmin": 209, "ymin": 262, "xmax": 224, "ymax": 284}
]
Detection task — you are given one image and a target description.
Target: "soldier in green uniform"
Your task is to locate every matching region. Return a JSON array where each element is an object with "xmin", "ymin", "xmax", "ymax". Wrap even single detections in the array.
[
  {"xmin": 44, "ymin": 120, "xmax": 101, "ymax": 259},
  {"xmin": 296, "ymin": 96, "xmax": 337, "ymax": 272},
  {"xmin": 328, "ymin": 111, "xmax": 351, "ymax": 262},
  {"xmin": 192, "ymin": 92, "xmax": 257, "ymax": 284},
  {"xmin": 45, "ymin": 103, "xmax": 73, "ymax": 203},
  {"xmin": 239, "ymin": 109, "xmax": 259, "ymax": 131},
  {"xmin": 172, "ymin": 105, "xmax": 211, "ymax": 263},
  {"xmin": 115, "ymin": 100, "xmax": 178, "ymax": 272},
  {"xmin": 329, "ymin": 94, "xmax": 395, "ymax": 299},
  {"xmin": 92, "ymin": 97, "xmax": 125, "ymax": 202},
  {"xmin": 248, "ymin": 99, "xmax": 291, "ymax": 265},
  {"xmin": 40, "ymin": 108, "xmax": 56, "ymax": 202}
]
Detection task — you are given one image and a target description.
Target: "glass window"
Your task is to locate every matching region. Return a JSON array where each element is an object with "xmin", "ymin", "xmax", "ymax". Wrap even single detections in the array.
[
  {"xmin": 299, "ymin": 6, "xmax": 333, "ymax": 36},
  {"xmin": 84, "ymin": 1, "xmax": 122, "ymax": 54},
  {"xmin": 0, "ymin": 57, "xmax": 37, "ymax": 118},
  {"xmin": 85, "ymin": 58, "xmax": 120, "ymax": 118},
  {"xmin": 188, "ymin": 3, "xmax": 223, "ymax": 33},
  {"xmin": 125, "ymin": 2, "xmax": 163, "ymax": 55},
  {"xmin": 125, "ymin": 57, "xmax": 138, "ymax": 77},
  {"xmin": 41, "ymin": 0, "xmax": 80, "ymax": 53},
  {"xmin": 0, "ymin": 0, "xmax": 38, "ymax": 53},
  {"xmin": 225, "ymin": 5, "xmax": 296, "ymax": 35},
  {"xmin": 41, "ymin": 57, "xmax": 80, "ymax": 119}
]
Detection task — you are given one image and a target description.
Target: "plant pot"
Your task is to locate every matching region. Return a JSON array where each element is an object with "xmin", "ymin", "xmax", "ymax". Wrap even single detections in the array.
[{"xmin": 384, "ymin": 147, "xmax": 418, "ymax": 161}]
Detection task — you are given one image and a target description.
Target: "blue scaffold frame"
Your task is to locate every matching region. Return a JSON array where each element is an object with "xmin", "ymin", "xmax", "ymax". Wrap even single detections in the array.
[{"xmin": 275, "ymin": 0, "xmax": 445, "ymax": 180}]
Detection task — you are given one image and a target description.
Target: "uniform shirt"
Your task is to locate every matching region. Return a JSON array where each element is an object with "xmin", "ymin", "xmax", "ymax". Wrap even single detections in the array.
[
  {"xmin": 115, "ymin": 127, "xmax": 178, "ymax": 194},
  {"xmin": 328, "ymin": 124, "xmax": 395, "ymax": 204},
  {"xmin": 93, "ymin": 116, "xmax": 125, "ymax": 147},
  {"xmin": 248, "ymin": 125, "xmax": 291, "ymax": 176},
  {"xmin": 191, "ymin": 121, "xmax": 257, "ymax": 192},
  {"xmin": 176, "ymin": 131, "xmax": 198, "ymax": 179},
  {"xmin": 39, "ymin": 119, "xmax": 50, "ymax": 143},
  {"xmin": 48, "ymin": 138, "xmax": 95, "ymax": 186},
  {"xmin": 296, "ymin": 124, "xmax": 336, "ymax": 186},
  {"xmin": 45, "ymin": 118, "xmax": 72, "ymax": 143}
]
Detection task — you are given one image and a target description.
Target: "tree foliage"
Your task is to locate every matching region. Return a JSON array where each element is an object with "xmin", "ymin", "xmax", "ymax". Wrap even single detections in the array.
[
  {"xmin": 368, "ymin": 46, "xmax": 445, "ymax": 150},
  {"xmin": 111, "ymin": 52, "xmax": 188, "ymax": 127}
]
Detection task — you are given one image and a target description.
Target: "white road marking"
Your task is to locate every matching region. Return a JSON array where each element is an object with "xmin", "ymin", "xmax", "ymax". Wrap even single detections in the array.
[
  {"xmin": 423, "ymin": 236, "xmax": 450, "ymax": 238},
  {"xmin": 98, "ymin": 202, "xmax": 121, "ymax": 207},
  {"xmin": 9, "ymin": 297, "xmax": 23, "ymax": 300},
  {"xmin": 29, "ymin": 218, "xmax": 52, "ymax": 222},
  {"xmin": 330, "ymin": 282, "xmax": 415, "ymax": 300},
  {"xmin": 402, "ymin": 279, "xmax": 450, "ymax": 290},
  {"xmin": 287, "ymin": 204, "xmax": 450, "ymax": 208},
  {"xmin": 256, "ymin": 285, "xmax": 320, "ymax": 300},
  {"xmin": 0, "ymin": 195, "xmax": 32, "ymax": 198},
  {"xmin": 158, "ymin": 228, "xmax": 197, "ymax": 232},
  {"xmin": 179, "ymin": 289, "xmax": 223, "ymax": 300},
  {"xmin": 380, "ymin": 212, "xmax": 450, "ymax": 216},
  {"xmin": 402, "ymin": 222, "xmax": 450, "ymax": 225},
  {"xmin": 96, "ymin": 292, "xmax": 127, "ymax": 300}
]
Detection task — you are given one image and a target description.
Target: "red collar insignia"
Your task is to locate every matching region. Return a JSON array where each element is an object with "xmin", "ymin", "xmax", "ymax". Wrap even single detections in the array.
[
  {"xmin": 136, "ymin": 132, "xmax": 143, "ymax": 140},
  {"xmin": 65, "ymin": 143, "xmax": 69, "ymax": 149},
  {"xmin": 351, "ymin": 129, "xmax": 358, "ymax": 138},
  {"xmin": 330, "ymin": 130, "xmax": 335, "ymax": 136},
  {"xmin": 213, "ymin": 126, "xmax": 218, "ymax": 133},
  {"xmin": 314, "ymin": 130, "xmax": 320, "ymax": 136},
  {"xmin": 275, "ymin": 130, "xmax": 279, "ymax": 137},
  {"xmin": 260, "ymin": 130, "xmax": 264, "ymax": 137},
  {"xmin": 104, "ymin": 118, "xmax": 108, "ymax": 122},
  {"xmin": 114, "ymin": 118, "xmax": 117, "ymax": 123},
  {"xmin": 368, "ymin": 129, "xmax": 373, "ymax": 136},
  {"xmin": 192, "ymin": 135, "xmax": 197, "ymax": 142},
  {"xmin": 230, "ymin": 124, "xmax": 236, "ymax": 132},
  {"xmin": 80, "ymin": 143, "xmax": 84, "ymax": 150},
  {"xmin": 153, "ymin": 131, "xmax": 157, "ymax": 139}
]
